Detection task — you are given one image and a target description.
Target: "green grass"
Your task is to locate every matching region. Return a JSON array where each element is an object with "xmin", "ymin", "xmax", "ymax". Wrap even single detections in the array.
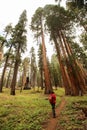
[
  {"xmin": 56, "ymin": 94, "xmax": 87, "ymax": 130},
  {"xmin": 0, "ymin": 87, "xmax": 64, "ymax": 130}
]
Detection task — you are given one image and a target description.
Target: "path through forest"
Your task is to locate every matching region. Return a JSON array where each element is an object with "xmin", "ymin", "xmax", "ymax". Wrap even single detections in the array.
[{"xmin": 42, "ymin": 97, "xmax": 66, "ymax": 130}]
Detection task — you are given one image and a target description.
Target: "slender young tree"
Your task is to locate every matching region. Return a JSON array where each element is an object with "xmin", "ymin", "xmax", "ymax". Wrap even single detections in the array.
[
  {"xmin": 10, "ymin": 10, "xmax": 27, "ymax": 95},
  {"xmin": 0, "ymin": 24, "xmax": 13, "ymax": 92},
  {"xmin": 0, "ymin": 46, "xmax": 14, "ymax": 92}
]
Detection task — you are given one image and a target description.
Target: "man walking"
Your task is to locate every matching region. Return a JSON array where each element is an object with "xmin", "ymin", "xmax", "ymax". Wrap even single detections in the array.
[{"xmin": 49, "ymin": 91, "xmax": 56, "ymax": 118}]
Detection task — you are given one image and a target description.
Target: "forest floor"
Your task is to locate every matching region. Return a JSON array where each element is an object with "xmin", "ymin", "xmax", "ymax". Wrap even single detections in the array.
[
  {"xmin": 42, "ymin": 95, "xmax": 87, "ymax": 130},
  {"xmin": 0, "ymin": 88, "xmax": 87, "ymax": 130},
  {"xmin": 42, "ymin": 97, "xmax": 66, "ymax": 130}
]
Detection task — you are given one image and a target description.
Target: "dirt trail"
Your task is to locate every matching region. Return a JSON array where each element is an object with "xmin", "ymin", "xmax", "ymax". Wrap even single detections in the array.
[{"xmin": 42, "ymin": 97, "xmax": 66, "ymax": 130}]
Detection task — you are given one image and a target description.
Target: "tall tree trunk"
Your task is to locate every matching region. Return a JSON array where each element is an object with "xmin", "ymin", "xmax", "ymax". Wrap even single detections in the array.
[
  {"xmin": 52, "ymin": 32, "xmax": 71, "ymax": 95},
  {"xmin": 10, "ymin": 59, "xmax": 19, "ymax": 95},
  {"xmin": 10, "ymin": 47, "xmax": 20, "ymax": 95},
  {"xmin": 61, "ymin": 30, "xmax": 86, "ymax": 95},
  {"xmin": 58, "ymin": 31, "xmax": 81, "ymax": 95},
  {"xmin": 68, "ymin": 38, "xmax": 87, "ymax": 87},
  {"xmin": 41, "ymin": 23, "xmax": 52, "ymax": 94},
  {"xmin": 61, "ymin": 31, "xmax": 81, "ymax": 95}
]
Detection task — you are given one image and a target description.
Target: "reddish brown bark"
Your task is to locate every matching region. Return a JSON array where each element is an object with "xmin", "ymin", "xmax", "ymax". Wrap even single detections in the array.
[
  {"xmin": 41, "ymin": 24, "xmax": 52, "ymax": 94},
  {"xmin": 57, "ymin": 32, "xmax": 73, "ymax": 95},
  {"xmin": 59, "ymin": 31, "xmax": 81, "ymax": 95},
  {"xmin": 52, "ymin": 32, "xmax": 72, "ymax": 95},
  {"xmin": 61, "ymin": 30, "xmax": 86, "ymax": 95}
]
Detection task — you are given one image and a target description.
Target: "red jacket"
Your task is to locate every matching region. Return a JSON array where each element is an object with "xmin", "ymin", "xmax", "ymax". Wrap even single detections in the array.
[{"xmin": 49, "ymin": 93, "xmax": 56, "ymax": 104}]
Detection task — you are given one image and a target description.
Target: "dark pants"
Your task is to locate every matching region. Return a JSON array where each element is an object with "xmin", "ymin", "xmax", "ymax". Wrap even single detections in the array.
[{"xmin": 51, "ymin": 103, "xmax": 56, "ymax": 118}]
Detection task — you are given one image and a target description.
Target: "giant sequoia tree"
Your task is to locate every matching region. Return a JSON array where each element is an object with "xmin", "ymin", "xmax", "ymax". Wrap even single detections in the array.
[
  {"xmin": 44, "ymin": 5, "xmax": 87, "ymax": 96},
  {"xmin": 66, "ymin": 0, "xmax": 87, "ymax": 83},
  {"xmin": 30, "ymin": 7, "xmax": 52, "ymax": 94}
]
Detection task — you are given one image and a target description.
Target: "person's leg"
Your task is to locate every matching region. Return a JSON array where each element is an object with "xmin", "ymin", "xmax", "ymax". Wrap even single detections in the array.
[{"xmin": 52, "ymin": 104, "xmax": 56, "ymax": 118}]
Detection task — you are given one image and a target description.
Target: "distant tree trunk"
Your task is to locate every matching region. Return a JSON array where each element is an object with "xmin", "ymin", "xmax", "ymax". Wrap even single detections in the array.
[
  {"xmin": 6, "ymin": 68, "xmax": 12, "ymax": 88},
  {"xmin": 24, "ymin": 77, "xmax": 30, "ymax": 90},
  {"xmin": 32, "ymin": 72, "xmax": 36, "ymax": 90},
  {"xmin": 40, "ymin": 70, "xmax": 44, "ymax": 89},
  {"xmin": 41, "ymin": 23, "xmax": 52, "ymax": 94},
  {"xmin": 0, "ymin": 55, "xmax": 9, "ymax": 92},
  {"xmin": 22, "ymin": 68, "xmax": 26, "ymax": 88}
]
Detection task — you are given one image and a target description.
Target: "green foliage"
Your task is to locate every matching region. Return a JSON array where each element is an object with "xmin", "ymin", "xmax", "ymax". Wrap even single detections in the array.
[
  {"xmin": 12, "ymin": 10, "xmax": 27, "ymax": 53},
  {"xmin": 66, "ymin": 0, "xmax": 84, "ymax": 9},
  {"xmin": 30, "ymin": 7, "xmax": 44, "ymax": 40},
  {"xmin": 0, "ymin": 35, "xmax": 6, "ymax": 45},
  {"xmin": 80, "ymin": 32, "xmax": 87, "ymax": 51},
  {"xmin": 44, "ymin": 5, "xmax": 74, "ymax": 34}
]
